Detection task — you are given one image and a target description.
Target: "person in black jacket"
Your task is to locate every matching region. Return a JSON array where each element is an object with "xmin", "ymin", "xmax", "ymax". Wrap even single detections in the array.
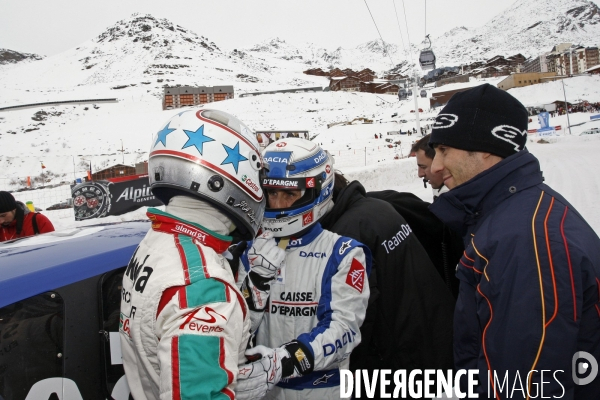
[
  {"xmin": 367, "ymin": 190, "xmax": 463, "ymax": 298},
  {"xmin": 320, "ymin": 173, "xmax": 454, "ymax": 399}
]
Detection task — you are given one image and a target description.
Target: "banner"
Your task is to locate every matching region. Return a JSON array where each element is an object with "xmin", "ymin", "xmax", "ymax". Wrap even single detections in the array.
[
  {"xmin": 538, "ymin": 129, "xmax": 556, "ymax": 137},
  {"xmin": 256, "ymin": 131, "xmax": 309, "ymax": 148},
  {"xmin": 538, "ymin": 112, "xmax": 550, "ymax": 130},
  {"xmin": 71, "ymin": 176, "xmax": 162, "ymax": 220}
]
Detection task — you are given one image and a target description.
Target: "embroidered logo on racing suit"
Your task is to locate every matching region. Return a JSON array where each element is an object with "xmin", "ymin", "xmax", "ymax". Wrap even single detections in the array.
[
  {"xmin": 345, "ymin": 258, "xmax": 365, "ymax": 293},
  {"xmin": 338, "ymin": 240, "xmax": 352, "ymax": 255},
  {"xmin": 180, "ymin": 306, "xmax": 228, "ymax": 333}
]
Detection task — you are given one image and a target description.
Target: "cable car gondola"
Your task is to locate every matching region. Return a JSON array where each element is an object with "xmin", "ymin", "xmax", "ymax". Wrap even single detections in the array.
[
  {"xmin": 419, "ymin": 35, "xmax": 436, "ymax": 71},
  {"xmin": 398, "ymin": 88, "xmax": 407, "ymax": 101}
]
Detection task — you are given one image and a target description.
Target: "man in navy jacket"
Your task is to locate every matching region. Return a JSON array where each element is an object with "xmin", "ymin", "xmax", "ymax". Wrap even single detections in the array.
[{"xmin": 428, "ymin": 83, "xmax": 600, "ymax": 399}]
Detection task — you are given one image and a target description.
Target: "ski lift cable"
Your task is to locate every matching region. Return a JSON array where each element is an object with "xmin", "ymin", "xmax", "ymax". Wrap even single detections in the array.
[
  {"xmin": 400, "ymin": 0, "xmax": 414, "ymax": 60},
  {"xmin": 425, "ymin": 0, "xmax": 427, "ymax": 38},
  {"xmin": 362, "ymin": 0, "xmax": 396, "ymax": 69},
  {"xmin": 392, "ymin": 0, "xmax": 407, "ymax": 55}
]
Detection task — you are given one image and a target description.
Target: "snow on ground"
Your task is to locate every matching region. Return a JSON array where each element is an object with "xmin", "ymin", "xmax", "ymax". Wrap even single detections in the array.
[
  {"xmin": 3, "ymin": 75, "xmax": 600, "ymax": 236},
  {"xmin": 507, "ymin": 75, "xmax": 600, "ymax": 106}
]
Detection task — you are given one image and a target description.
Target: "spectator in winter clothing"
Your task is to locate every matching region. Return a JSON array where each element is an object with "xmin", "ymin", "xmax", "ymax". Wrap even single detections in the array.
[
  {"xmin": 320, "ymin": 173, "xmax": 454, "ymax": 399},
  {"xmin": 0, "ymin": 191, "xmax": 54, "ymax": 242},
  {"xmin": 411, "ymin": 134, "xmax": 447, "ymax": 200},
  {"xmin": 429, "ymin": 83, "xmax": 600, "ymax": 399}
]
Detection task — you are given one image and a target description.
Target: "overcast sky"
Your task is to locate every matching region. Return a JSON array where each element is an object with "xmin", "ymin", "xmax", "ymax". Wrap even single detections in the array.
[{"xmin": 2, "ymin": 0, "xmax": 600, "ymax": 56}]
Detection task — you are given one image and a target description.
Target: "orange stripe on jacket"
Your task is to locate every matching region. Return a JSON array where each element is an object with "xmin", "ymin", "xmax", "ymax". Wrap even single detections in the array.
[
  {"xmin": 528, "ymin": 191, "xmax": 547, "ymax": 400},
  {"xmin": 544, "ymin": 197, "xmax": 559, "ymax": 328}
]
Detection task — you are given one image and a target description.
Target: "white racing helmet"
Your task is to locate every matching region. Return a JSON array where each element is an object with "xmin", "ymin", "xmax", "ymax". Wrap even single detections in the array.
[
  {"xmin": 149, "ymin": 109, "xmax": 265, "ymax": 240},
  {"xmin": 261, "ymin": 138, "xmax": 334, "ymax": 238}
]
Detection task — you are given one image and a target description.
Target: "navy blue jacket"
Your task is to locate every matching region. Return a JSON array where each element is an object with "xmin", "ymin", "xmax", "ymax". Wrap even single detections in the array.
[{"xmin": 430, "ymin": 150, "xmax": 600, "ymax": 399}]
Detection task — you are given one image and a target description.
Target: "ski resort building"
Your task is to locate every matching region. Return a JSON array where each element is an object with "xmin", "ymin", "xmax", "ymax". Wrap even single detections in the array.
[
  {"xmin": 162, "ymin": 85, "xmax": 234, "ymax": 110},
  {"xmin": 497, "ymin": 72, "xmax": 558, "ymax": 90}
]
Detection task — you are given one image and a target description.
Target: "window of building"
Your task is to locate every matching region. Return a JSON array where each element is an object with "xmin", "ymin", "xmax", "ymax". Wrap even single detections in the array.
[{"xmin": 0, "ymin": 292, "xmax": 65, "ymax": 399}]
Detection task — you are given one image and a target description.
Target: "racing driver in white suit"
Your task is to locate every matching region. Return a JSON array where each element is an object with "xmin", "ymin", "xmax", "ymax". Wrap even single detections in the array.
[
  {"xmin": 120, "ymin": 109, "xmax": 267, "ymax": 400},
  {"xmin": 235, "ymin": 138, "xmax": 372, "ymax": 400}
]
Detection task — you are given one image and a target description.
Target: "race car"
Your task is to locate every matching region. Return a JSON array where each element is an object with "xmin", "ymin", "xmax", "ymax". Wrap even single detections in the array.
[{"xmin": 0, "ymin": 221, "xmax": 149, "ymax": 400}]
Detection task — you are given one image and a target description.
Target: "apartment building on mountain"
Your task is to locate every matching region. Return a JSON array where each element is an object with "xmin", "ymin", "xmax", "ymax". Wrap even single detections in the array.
[
  {"xmin": 547, "ymin": 45, "xmax": 599, "ymax": 76},
  {"xmin": 522, "ymin": 53, "xmax": 551, "ymax": 73},
  {"xmin": 162, "ymin": 85, "xmax": 234, "ymax": 110}
]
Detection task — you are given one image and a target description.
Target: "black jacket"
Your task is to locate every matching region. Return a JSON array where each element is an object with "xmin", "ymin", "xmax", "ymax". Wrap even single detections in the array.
[
  {"xmin": 320, "ymin": 181, "xmax": 454, "ymax": 398},
  {"xmin": 368, "ymin": 190, "xmax": 463, "ymax": 298}
]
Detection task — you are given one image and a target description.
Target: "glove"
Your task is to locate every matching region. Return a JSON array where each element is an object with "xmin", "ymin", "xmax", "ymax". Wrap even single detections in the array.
[
  {"xmin": 236, "ymin": 345, "xmax": 287, "ymax": 400},
  {"xmin": 247, "ymin": 231, "xmax": 285, "ymax": 279},
  {"xmin": 236, "ymin": 341, "xmax": 315, "ymax": 400},
  {"xmin": 241, "ymin": 231, "xmax": 285, "ymax": 314}
]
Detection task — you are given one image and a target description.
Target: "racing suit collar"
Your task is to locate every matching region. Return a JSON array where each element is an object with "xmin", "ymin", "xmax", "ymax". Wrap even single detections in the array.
[
  {"xmin": 147, "ymin": 208, "xmax": 232, "ymax": 253},
  {"xmin": 281, "ymin": 223, "xmax": 323, "ymax": 249},
  {"xmin": 166, "ymin": 195, "xmax": 235, "ymax": 236}
]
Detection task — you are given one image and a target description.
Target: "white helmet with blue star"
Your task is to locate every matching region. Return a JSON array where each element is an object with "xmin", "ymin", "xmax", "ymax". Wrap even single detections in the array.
[{"xmin": 149, "ymin": 109, "xmax": 265, "ymax": 239}]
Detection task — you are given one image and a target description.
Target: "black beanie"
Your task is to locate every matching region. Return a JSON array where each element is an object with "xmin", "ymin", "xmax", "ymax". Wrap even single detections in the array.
[
  {"xmin": 429, "ymin": 84, "xmax": 528, "ymax": 158},
  {"xmin": 0, "ymin": 191, "xmax": 17, "ymax": 213}
]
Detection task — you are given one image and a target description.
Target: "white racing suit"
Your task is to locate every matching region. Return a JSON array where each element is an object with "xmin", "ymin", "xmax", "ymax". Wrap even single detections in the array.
[
  {"xmin": 239, "ymin": 223, "xmax": 372, "ymax": 400},
  {"xmin": 120, "ymin": 203, "xmax": 250, "ymax": 400}
]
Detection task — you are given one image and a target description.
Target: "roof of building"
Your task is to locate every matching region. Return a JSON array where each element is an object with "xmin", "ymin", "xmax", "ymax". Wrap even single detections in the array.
[
  {"xmin": 584, "ymin": 64, "xmax": 600, "ymax": 73},
  {"xmin": 431, "ymin": 77, "xmax": 504, "ymax": 94}
]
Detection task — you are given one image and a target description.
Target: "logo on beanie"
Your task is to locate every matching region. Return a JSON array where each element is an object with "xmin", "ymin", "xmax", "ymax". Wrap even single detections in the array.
[
  {"xmin": 432, "ymin": 114, "xmax": 458, "ymax": 129},
  {"xmin": 491, "ymin": 125, "xmax": 526, "ymax": 151}
]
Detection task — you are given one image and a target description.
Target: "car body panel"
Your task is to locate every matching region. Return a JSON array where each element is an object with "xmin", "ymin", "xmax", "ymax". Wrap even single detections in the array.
[
  {"xmin": 0, "ymin": 222, "xmax": 149, "ymax": 308},
  {"xmin": 0, "ymin": 221, "xmax": 149, "ymax": 399}
]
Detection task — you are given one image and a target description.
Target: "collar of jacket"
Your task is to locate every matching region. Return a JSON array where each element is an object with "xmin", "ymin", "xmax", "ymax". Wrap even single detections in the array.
[
  {"xmin": 283, "ymin": 222, "xmax": 324, "ymax": 248},
  {"xmin": 146, "ymin": 208, "xmax": 232, "ymax": 253},
  {"xmin": 429, "ymin": 149, "xmax": 544, "ymax": 237},
  {"xmin": 321, "ymin": 181, "xmax": 366, "ymax": 228}
]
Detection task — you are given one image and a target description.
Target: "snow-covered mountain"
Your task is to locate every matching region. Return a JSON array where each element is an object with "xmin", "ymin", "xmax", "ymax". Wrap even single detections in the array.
[
  {"xmin": 0, "ymin": 48, "xmax": 44, "ymax": 65},
  {"xmin": 434, "ymin": 0, "xmax": 600, "ymax": 65},
  {"xmin": 0, "ymin": 14, "xmax": 331, "ymax": 106}
]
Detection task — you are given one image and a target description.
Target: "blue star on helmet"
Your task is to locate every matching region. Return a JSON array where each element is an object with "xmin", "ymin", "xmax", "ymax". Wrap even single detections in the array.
[
  {"xmin": 221, "ymin": 142, "xmax": 248, "ymax": 173},
  {"xmin": 154, "ymin": 122, "xmax": 176, "ymax": 148},
  {"xmin": 182, "ymin": 124, "xmax": 214, "ymax": 155}
]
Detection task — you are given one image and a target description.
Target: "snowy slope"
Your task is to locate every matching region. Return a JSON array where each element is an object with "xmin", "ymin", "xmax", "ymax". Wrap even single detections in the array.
[{"xmin": 433, "ymin": 0, "xmax": 600, "ymax": 65}]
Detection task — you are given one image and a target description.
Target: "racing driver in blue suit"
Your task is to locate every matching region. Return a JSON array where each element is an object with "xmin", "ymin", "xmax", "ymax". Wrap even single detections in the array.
[{"xmin": 235, "ymin": 138, "xmax": 372, "ymax": 400}]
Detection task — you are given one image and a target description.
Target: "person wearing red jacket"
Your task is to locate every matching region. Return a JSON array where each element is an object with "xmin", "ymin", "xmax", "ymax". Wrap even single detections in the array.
[{"xmin": 0, "ymin": 191, "xmax": 54, "ymax": 242}]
